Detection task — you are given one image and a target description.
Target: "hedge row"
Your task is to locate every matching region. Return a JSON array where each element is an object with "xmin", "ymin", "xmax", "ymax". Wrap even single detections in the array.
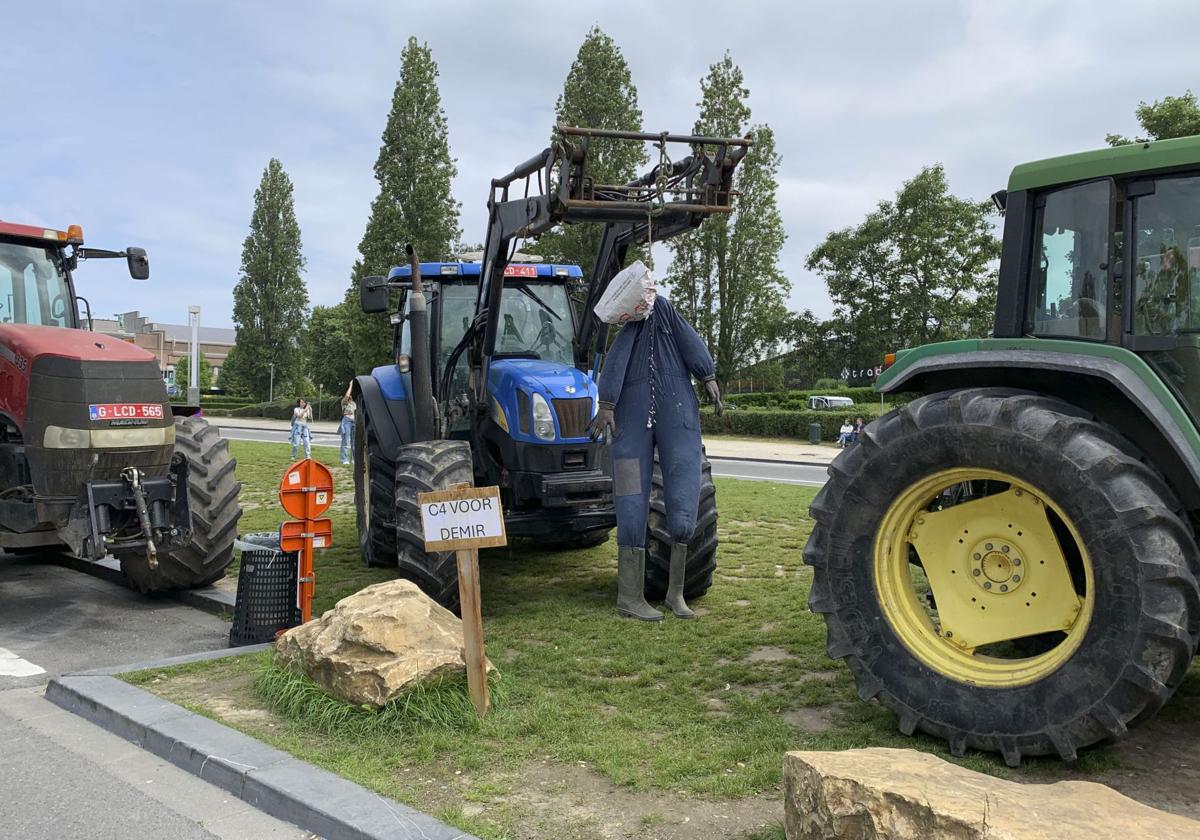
[
  {"xmin": 228, "ymin": 395, "xmax": 345, "ymax": 420},
  {"xmin": 701, "ymin": 405, "xmax": 891, "ymax": 441},
  {"xmin": 725, "ymin": 387, "xmax": 880, "ymax": 408}
]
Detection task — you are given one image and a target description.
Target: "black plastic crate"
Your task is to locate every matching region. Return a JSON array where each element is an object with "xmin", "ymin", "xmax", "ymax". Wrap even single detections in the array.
[{"xmin": 229, "ymin": 535, "xmax": 301, "ymax": 647}]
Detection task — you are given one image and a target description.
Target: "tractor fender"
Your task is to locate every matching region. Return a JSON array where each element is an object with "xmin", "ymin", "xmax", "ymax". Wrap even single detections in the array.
[
  {"xmin": 880, "ymin": 347, "xmax": 1200, "ymax": 509},
  {"xmin": 353, "ymin": 366, "xmax": 414, "ymax": 462}
]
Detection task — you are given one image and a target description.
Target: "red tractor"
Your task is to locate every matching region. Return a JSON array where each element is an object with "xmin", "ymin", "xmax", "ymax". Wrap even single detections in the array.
[{"xmin": 0, "ymin": 220, "xmax": 241, "ymax": 590}]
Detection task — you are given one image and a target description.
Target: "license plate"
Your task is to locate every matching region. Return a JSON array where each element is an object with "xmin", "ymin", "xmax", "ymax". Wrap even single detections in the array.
[{"xmin": 89, "ymin": 403, "xmax": 164, "ymax": 421}]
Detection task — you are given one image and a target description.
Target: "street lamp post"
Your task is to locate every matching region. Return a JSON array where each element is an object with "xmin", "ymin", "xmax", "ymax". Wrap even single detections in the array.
[
  {"xmin": 187, "ymin": 305, "xmax": 201, "ymax": 407},
  {"xmin": 268, "ymin": 362, "xmax": 275, "ymax": 403}
]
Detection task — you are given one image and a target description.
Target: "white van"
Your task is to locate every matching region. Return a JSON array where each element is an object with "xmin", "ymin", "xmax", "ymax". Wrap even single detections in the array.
[{"xmin": 807, "ymin": 395, "xmax": 855, "ymax": 410}]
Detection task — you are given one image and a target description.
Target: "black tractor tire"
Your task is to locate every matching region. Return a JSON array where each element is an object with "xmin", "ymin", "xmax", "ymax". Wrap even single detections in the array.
[
  {"xmin": 805, "ymin": 388, "xmax": 1200, "ymax": 766},
  {"xmin": 541, "ymin": 529, "xmax": 612, "ymax": 550},
  {"xmin": 394, "ymin": 440, "xmax": 474, "ymax": 612},
  {"xmin": 354, "ymin": 405, "xmax": 397, "ymax": 568},
  {"xmin": 645, "ymin": 452, "xmax": 718, "ymax": 601},
  {"xmin": 121, "ymin": 416, "xmax": 243, "ymax": 593}
]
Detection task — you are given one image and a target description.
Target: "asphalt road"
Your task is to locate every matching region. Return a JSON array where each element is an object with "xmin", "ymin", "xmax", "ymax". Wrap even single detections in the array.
[
  {"xmin": 216, "ymin": 425, "xmax": 832, "ymax": 487},
  {"xmin": 0, "ymin": 555, "xmax": 307, "ymax": 840}
]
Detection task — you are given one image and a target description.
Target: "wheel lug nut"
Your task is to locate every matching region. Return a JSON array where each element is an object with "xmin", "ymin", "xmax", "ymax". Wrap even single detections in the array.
[
  {"xmin": 973, "ymin": 553, "xmax": 981, "ymax": 561},
  {"xmin": 1000, "ymin": 584, "xmax": 1008, "ymax": 592},
  {"xmin": 1012, "ymin": 575, "xmax": 1020, "ymax": 582},
  {"xmin": 1001, "ymin": 545, "xmax": 1010, "ymax": 553},
  {"xmin": 1013, "ymin": 558, "xmax": 1021, "ymax": 566},
  {"xmin": 984, "ymin": 581, "xmax": 992, "ymax": 589},
  {"xmin": 972, "ymin": 569, "xmax": 981, "ymax": 577},
  {"xmin": 986, "ymin": 543, "xmax": 993, "ymax": 550}
]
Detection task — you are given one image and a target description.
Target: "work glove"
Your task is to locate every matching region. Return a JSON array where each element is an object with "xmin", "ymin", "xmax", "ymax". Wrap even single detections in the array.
[
  {"xmin": 589, "ymin": 403, "xmax": 617, "ymax": 442},
  {"xmin": 704, "ymin": 378, "xmax": 724, "ymax": 416}
]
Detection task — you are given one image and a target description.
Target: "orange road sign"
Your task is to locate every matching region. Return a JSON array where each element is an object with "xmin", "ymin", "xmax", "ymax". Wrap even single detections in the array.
[
  {"xmin": 280, "ymin": 518, "xmax": 333, "ymax": 553},
  {"xmin": 278, "ymin": 458, "xmax": 334, "ymax": 519}
]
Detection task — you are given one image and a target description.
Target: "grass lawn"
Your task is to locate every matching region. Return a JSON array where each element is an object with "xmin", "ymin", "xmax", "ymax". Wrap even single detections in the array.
[{"xmin": 127, "ymin": 439, "xmax": 1200, "ymax": 839}]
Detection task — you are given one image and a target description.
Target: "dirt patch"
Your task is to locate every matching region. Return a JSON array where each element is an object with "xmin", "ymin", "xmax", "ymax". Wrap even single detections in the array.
[
  {"xmin": 782, "ymin": 707, "xmax": 834, "ymax": 733},
  {"xmin": 745, "ymin": 646, "xmax": 796, "ymax": 663},
  {"xmin": 485, "ymin": 761, "xmax": 781, "ymax": 840}
]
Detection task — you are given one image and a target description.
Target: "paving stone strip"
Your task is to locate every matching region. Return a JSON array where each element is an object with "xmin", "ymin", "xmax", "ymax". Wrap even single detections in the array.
[{"xmin": 47, "ymin": 646, "xmax": 479, "ymax": 840}]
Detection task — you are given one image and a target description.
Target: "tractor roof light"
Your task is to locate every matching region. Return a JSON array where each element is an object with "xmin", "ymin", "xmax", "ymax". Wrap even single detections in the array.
[
  {"xmin": 883, "ymin": 352, "xmax": 897, "ymax": 370},
  {"xmin": 66, "ymin": 224, "xmax": 84, "ymax": 244}
]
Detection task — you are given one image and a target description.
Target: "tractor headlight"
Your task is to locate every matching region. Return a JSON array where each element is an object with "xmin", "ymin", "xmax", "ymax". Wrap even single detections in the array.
[
  {"xmin": 43, "ymin": 426, "xmax": 90, "ymax": 448},
  {"xmin": 530, "ymin": 392, "xmax": 555, "ymax": 441}
]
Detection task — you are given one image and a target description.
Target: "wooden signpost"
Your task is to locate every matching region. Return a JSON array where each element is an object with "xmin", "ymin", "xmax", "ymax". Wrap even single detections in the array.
[
  {"xmin": 278, "ymin": 459, "xmax": 334, "ymax": 623},
  {"xmin": 418, "ymin": 484, "xmax": 506, "ymax": 716}
]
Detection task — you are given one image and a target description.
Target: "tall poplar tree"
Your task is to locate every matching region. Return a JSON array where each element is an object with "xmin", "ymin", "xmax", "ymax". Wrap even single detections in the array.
[
  {"xmin": 536, "ymin": 26, "xmax": 646, "ymax": 274},
  {"xmin": 664, "ymin": 53, "xmax": 790, "ymax": 386},
  {"xmin": 345, "ymin": 37, "xmax": 460, "ymax": 373},
  {"xmin": 225, "ymin": 158, "xmax": 308, "ymax": 400}
]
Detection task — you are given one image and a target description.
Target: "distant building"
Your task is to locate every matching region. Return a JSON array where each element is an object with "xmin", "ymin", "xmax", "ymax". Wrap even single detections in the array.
[{"xmin": 90, "ymin": 311, "xmax": 236, "ymax": 388}]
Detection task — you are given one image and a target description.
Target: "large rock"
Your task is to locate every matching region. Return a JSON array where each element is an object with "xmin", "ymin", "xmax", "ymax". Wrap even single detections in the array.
[
  {"xmin": 784, "ymin": 747, "xmax": 1199, "ymax": 840},
  {"xmin": 275, "ymin": 579, "xmax": 494, "ymax": 707}
]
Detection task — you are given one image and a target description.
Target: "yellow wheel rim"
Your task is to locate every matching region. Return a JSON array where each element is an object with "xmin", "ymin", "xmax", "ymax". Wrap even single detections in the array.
[{"xmin": 874, "ymin": 468, "xmax": 1094, "ymax": 687}]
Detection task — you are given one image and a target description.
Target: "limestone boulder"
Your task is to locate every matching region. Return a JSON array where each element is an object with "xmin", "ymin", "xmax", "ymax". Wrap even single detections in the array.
[
  {"xmin": 784, "ymin": 747, "xmax": 1199, "ymax": 840},
  {"xmin": 275, "ymin": 579, "xmax": 494, "ymax": 707}
]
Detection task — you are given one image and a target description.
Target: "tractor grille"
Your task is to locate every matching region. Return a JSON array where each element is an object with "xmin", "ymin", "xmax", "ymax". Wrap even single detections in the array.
[{"xmin": 552, "ymin": 397, "xmax": 593, "ymax": 439}]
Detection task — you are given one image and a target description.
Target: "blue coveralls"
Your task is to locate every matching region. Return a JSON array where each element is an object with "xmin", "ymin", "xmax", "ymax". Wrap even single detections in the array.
[{"xmin": 597, "ymin": 295, "xmax": 716, "ymax": 548}]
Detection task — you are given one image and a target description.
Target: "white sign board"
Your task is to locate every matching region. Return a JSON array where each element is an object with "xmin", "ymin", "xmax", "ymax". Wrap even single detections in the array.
[{"xmin": 418, "ymin": 485, "xmax": 507, "ymax": 551}]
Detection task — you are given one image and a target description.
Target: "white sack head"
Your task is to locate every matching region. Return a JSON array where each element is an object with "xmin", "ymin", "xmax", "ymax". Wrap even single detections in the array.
[{"xmin": 593, "ymin": 260, "xmax": 656, "ymax": 325}]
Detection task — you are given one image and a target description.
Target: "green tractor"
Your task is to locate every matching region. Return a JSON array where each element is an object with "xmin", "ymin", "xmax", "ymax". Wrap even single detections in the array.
[{"xmin": 805, "ymin": 134, "xmax": 1200, "ymax": 766}]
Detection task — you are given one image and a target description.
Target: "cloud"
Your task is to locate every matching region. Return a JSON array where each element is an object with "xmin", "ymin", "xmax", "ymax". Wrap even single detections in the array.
[{"xmin": 4, "ymin": 0, "xmax": 1198, "ymax": 328}]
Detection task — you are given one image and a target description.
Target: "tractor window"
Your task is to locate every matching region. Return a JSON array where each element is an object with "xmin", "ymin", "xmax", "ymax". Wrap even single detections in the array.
[
  {"xmin": 1132, "ymin": 176, "xmax": 1200, "ymax": 335},
  {"xmin": 0, "ymin": 242, "xmax": 71, "ymax": 327},
  {"xmin": 495, "ymin": 281, "xmax": 574, "ymax": 366},
  {"xmin": 1027, "ymin": 180, "xmax": 1111, "ymax": 340}
]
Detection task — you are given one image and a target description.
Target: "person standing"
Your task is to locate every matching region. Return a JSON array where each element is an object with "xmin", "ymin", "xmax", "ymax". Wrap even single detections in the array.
[
  {"xmin": 339, "ymin": 385, "xmax": 356, "ymax": 466},
  {"xmin": 291, "ymin": 398, "xmax": 313, "ymax": 459}
]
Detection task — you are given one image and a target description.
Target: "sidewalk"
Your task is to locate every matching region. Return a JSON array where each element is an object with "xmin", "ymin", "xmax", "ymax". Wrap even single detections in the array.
[
  {"xmin": 207, "ymin": 416, "xmax": 840, "ymax": 464},
  {"xmin": 207, "ymin": 415, "xmax": 341, "ymax": 434}
]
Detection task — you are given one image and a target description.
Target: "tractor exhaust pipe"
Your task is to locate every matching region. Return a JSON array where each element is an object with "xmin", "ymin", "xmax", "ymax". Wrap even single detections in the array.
[{"xmin": 405, "ymin": 244, "xmax": 438, "ymax": 442}]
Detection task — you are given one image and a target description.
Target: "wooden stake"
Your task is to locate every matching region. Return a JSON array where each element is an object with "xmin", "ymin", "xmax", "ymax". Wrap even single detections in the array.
[{"xmin": 455, "ymin": 547, "xmax": 489, "ymax": 716}]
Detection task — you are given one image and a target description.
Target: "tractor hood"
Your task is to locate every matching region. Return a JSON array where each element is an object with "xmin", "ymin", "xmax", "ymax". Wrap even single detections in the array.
[
  {"xmin": 0, "ymin": 323, "xmax": 156, "ymax": 365},
  {"xmin": 488, "ymin": 358, "xmax": 597, "ymax": 442},
  {"xmin": 488, "ymin": 358, "xmax": 594, "ymax": 399}
]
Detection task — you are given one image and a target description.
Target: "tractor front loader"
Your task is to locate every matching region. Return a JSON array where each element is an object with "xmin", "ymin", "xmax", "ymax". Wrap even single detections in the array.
[
  {"xmin": 353, "ymin": 125, "xmax": 749, "ymax": 610},
  {"xmin": 0, "ymin": 220, "xmax": 241, "ymax": 591},
  {"xmin": 804, "ymin": 135, "xmax": 1200, "ymax": 765}
]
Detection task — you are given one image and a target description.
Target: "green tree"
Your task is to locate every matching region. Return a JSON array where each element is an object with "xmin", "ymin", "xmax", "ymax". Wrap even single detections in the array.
[
  {"xmin": 229, "ymin": 158, "xmax": 308, "ymax": 401},
  {"xmin": 536, "ymin": 26, "xmax": 646, "ymax": 274},
  {"xmin": 806, "ymin": 165, "xmax": 1000, "ymax": 368},
  {"xmin": 664, "ymin": 53, "xmax": 791, "ymax": 386},
  {"xmin": 345, "ymin": 37, "xmax": 460, "ymax": 373},
  {"xmin": 304, "ymin": 301, "xmax": 356, "ymax": 395},
  {"xmin": 1107, "ymin": 91, "xmax": 1200, "ymax": 146},
  {"xmin": 173, "ymin": 354, "xmax": 212, "ymax": 392}
]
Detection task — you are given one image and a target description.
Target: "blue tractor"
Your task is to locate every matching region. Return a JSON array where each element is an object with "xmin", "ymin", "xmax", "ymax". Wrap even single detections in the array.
[{"xmin": 351, "ymin": 125, "xmax": 749, "ymax": 610}]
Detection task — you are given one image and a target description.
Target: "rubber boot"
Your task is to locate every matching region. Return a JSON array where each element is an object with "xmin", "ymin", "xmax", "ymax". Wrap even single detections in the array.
[
  {"xmin": 616, "ymin": 547, "xmax": 662, "ymax": 621},
  {"xmin": 665, "ymin": 542, "xmax": 694, "ymax": 619}
]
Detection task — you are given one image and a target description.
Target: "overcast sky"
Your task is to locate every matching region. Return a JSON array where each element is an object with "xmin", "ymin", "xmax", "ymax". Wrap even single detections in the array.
[{"xmin": 2, "ymin": 0, "xmax": 1194, "ymax": 328}]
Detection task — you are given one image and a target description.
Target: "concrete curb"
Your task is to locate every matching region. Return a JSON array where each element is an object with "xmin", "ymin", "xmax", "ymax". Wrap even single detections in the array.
[
  {"xmin": 706, "ymin": 454, "xmax": 835, "ymax": 468},
  {"xmin": 47, "ymin": 647, "xmax": 480, "ymax": 840}
]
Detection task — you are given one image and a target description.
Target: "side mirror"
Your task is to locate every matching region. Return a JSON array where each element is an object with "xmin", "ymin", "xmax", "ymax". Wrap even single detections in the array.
[
  {"xmin": 126, "ymin": 247, "xmax": 150, "ymax": 280},
  {"xmin": 360, "ymin": 275, "xmax": 389, "ymax": 313}
]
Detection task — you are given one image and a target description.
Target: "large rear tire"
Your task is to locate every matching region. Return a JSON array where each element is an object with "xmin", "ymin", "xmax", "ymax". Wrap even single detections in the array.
[
  {"xmin": 121, "ymin": 416, "xmax": 243, "ymax": 592},
  {"xmin": 394, "ymin": 440, "xmax": 474, "ymax": 612},
  {"xmin": 805, "ymin": 388, "xmax": 1200, "ymax": 766},
  {"xmin": 644, "ymin": 452, "xmax": 718, "ymax": 601},
  {"xmin": 354, "ymin": 405, "xmax": 397, "ymax": 568}
]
